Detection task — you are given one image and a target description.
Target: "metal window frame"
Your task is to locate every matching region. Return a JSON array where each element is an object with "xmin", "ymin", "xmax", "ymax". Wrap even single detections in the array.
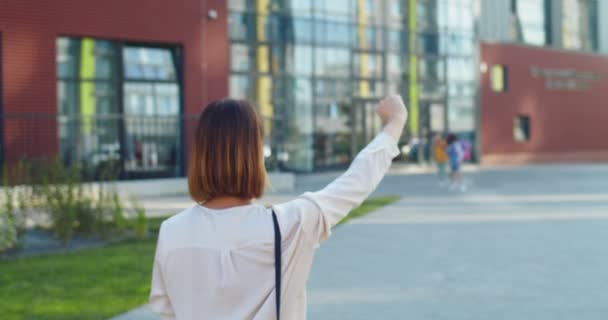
[{"xmin": 55, "ymin": 36, "xmax": 184, "ymax": 179}]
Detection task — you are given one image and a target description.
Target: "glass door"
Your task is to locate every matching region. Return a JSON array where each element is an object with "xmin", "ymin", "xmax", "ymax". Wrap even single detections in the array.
[{"xmin": 351, "ymin": 99, "xmax": 382, "ymax": 157}]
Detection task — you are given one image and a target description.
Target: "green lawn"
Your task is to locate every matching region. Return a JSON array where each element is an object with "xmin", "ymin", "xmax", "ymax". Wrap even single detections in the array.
[
  {"xmin": 338, "ymin": 196, "xmax": 399, "ymax": 224},
  {"xmin": 0, "ymin": 197, "xmax": 398, "ymax": 320}
]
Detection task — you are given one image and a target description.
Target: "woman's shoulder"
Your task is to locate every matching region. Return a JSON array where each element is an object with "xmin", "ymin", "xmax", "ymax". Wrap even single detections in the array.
[{"xmin": 158, "ymin": 205, "xmax": 200, "ymax": 232}]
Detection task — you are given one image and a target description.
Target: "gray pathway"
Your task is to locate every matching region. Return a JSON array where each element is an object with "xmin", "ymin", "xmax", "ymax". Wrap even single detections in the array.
[
  {"xmin": 307, "ymin": 164, "xmax": 608, "ymax": 320},
  {"xmin": 112, "ymin": 164, "xmax": 608, "ymax": 319}
]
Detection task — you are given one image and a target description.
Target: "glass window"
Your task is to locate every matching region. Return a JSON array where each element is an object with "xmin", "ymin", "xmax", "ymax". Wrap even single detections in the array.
[
  {"xmin": 418, "ymin": 32, "xmax": 440, "ymax": 55},
  {"xmin": 353, "ymin": 80, "xmax": 384, "ymax": 98},
  {"xmin": 57, "ymin": 38, "xmax": 79, "ymax": 78},
  {"xmin": 387, "ymin": 53, "xmax": 406, "ymax": 80},
  {"xmin": 387, "ymin": 0, "xmax": 405, "ymax": 25},
  {"xmin": 448, "ymin": 100, "xmax": 475, "ymax": 132},
  {"xmin": 231, "ymin": 44, "xmax": 253, "ymax": 71},
  {"xmin": 123, "ymin": 47, "xmax": 176, "ymax": 81},
  {"xmin": 320, "ymin": 22, "xmax": 352, "ymax": 47},
  {"xmin": 353, "ymin": 52, "xmax": 384, "ymax": 79},
  {"xmin": 514, "ymin": 115, "xmax": 531, "ymax": 142},
  {"xmin": 441, "ymin": 33, "xmax": 474, "ymax": 56},
  {"xmin": 417, "ymin": 0, "xmax": 438, "ymax": 31},
  {"xmin": 449, "ymin": 82, "xmax": 475, "ymax": 97},
  {"xmin": 418, "ymin": 58, "xmax": 444, "ymax": 82},
  {"xmin": 314, "ymin": 102, "xmax": 352, "ymax": 167},
  {"xmin": 361, "ymin": 0, "xmax": 383, "ymax": 25},
  {"xmin": 56, "ymin": 38, "xmax": 118, "ymax": 80},
  {"xmin": 229, "ymin": 0, "xmax": 250, "ymax": 11},
  {"xmin": 514, "ymin": 0, "xmax": 547, "ymax": 46},
  {"xmin": 229, "ymin": 12, "xmax": 255, "ymax": 40},
  {"xmin": 419, "ymin": 81, "xmax": 445, "ymax": 100},
  {"xmin": 315, "ymin": 0, "xmax": 353, "ymax": 20},
  {"xmin": 447, "ymin": 58, "xmax": 474, "ymax": 81},
  {"xmin": 284, "ymin": 45, "xmax": 313, "ymax": 75},
  {"xmin": 562, "ymin": 0, "xmax": 598, "ymax": 51},
  {"xmin": 56, "ymin": 37, "xmax": 182, "ymax": 178},
  {"xmin": 438, "ymin": 0, "xmax": 474, "ymax": 31},
  {"xmin": 315, "ymin": 79, "xmax": 351, "ymax": 104},
  {"xmin": 285, "ymin": 0, "xmax": 313, "ymax": 16},
  {"xmin": 491, "ymin": 64, "xmax": 507, "ymax": 92},
  {"xmin": 315, "ymin": 48, "xmax": 350, "ymax": 77},
  {"xmin": 123, "ymin": 83, "xmax": 179, "ymax": 116},
  {"xmin": 282, "ymin": 78, "xmax": 314, "ymax": 171},
  {"xmin": 386, "ymin": 29, "xmax": 402, "ymax": 51},
  {"xmin": 292, "ymin": 18, "xmax": 314, "ymax": 43},
  {"xmin": 230, "ymin": 74, "xmax": 252, "ymax": 100}
]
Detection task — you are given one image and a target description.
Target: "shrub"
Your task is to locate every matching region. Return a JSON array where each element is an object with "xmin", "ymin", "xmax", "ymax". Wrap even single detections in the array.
[
  {"xmin": 2, "ymin": 158, "xmax": 132, "ymax": 250},
  {"xmin": 41, "ymin": 161, "xmax": 78, "ymax": 246},
  {"xmin": 111, "ymin": 191, "xmax": 127, "ymax": 235},
  {"xmin": 1, "ymin": 168, "xmax": 18, "ymax": 253},
  {"xmin": 0, "ymin": 209, "xmax": 17, "ymax": 253},
  {"xmin": 130, "ymin": 198, "xmax": 148, "ymax": 240}
]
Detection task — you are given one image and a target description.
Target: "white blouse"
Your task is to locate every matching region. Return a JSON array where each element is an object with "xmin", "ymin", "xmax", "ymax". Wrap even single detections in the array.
[{"xmin": 149, "ymin": 131, "xmax": 400, "ymax": 320}]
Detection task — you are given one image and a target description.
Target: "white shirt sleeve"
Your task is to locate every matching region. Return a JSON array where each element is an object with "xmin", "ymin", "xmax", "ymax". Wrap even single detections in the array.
[
  {"xmin": 149, "ymin": 224, "xmax": 176, "ymax": 320},
  {"xmin": 274, "ymin": 131, "xmax": 400, "ymax": 244}
]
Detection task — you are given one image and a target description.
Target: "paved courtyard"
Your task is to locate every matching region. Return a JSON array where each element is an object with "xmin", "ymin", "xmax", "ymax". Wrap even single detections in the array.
[
  {"xmin": 307, "ymin": 164, "xmax": 608, "ymax": 320},
  {"xmin": 114, "ymin": 164, "xmax": 608, "ymax": 320}
]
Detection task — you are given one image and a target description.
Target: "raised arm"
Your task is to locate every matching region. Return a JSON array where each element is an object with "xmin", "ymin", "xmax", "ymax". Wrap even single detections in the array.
[{"xmin": 274, "ymin": 95, "xmax": 407, "ymax": 243}]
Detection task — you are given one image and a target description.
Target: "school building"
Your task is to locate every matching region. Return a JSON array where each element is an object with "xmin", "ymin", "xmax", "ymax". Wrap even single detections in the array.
[{"xmin": 1, "ymin": 0, "xmax": 608, "ymax": 179}]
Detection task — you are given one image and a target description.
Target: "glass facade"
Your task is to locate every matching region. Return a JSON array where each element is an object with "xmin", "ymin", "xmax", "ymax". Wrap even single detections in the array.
[
  {"xmin": 561, "ymin": 0, "xmax": 599, "ymax": 51},
  {"xmin": 56, "ymin": 37, "xmax": 182, "ymax": 178},
  {"xmin": 509, "ymin": 0, "xmax": 600, "ymax": 52},
  {"xmin": 229, "ymin": 0, "xmax": 476, "ymax": 170},
  {"xmin": 512, "ymin": 0, "xmax": 549, "ymax": 46}
]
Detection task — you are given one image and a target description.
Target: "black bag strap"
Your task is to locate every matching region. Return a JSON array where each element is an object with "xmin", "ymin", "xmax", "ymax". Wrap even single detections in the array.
[{"xmin": 271, "ymin": 209, "xmax": 282, "ymax": 320}]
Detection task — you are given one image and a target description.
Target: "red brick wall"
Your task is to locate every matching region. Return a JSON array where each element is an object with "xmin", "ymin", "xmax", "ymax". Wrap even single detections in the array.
[
  {"xmin": 480, "ymin": 43, "xmax": 608, "ymax": 164},
  {"xmin": 0, "ymin": 0, "xmax": 228, "ymax": 162}
]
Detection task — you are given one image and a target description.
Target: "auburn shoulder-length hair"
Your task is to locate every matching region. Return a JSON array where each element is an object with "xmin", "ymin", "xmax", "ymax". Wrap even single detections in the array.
[{"xmin": 188, "ymin": 99, "xmax": 266, "ymax": 203}]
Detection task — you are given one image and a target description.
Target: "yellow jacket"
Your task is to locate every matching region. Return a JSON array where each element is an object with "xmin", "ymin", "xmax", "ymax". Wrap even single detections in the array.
[{"xmin": 434, "ymin": 140, "xmax": 448, "ymax": 163}]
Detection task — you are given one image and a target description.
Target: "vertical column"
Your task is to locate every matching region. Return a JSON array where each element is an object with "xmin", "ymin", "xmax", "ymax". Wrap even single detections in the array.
[
  {"xmin": 407, "ymin": 0, "xmax": 418, "ymax": 137},
  {"xmin": 255, "ymin": 0, "xmax": 273, "ymax": 135},
  {"xmin": 549, "ymin": 0, "xmax": 563, "ymax": 48},
  {"xmin": 357, "ymin": 0, "xmax": 369, "ymax": 97}
]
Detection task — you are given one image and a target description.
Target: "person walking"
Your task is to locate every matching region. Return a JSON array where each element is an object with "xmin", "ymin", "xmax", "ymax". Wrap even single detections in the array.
[
  {"xmin": 149, "ymin": 95, "xmax": 407, "ymax": 319},
  {"xmin": 446, "ymin": 133, "xmax": 466, "ymax": 192},
  {"xmin": 432, "ymin": 132, "xmax": 449, "ymax": 186}
]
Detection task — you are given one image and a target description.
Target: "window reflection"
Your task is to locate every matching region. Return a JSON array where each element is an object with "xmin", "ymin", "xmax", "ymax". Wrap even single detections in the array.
[
  {"xmin": 231, "ymin": 44, "xmax": 253, "ymax": 72},
  {"xmin": 387, "ymin": 53, "xmax": 405, "ymax": 80},
  {"xmin": 419, "ymin": 58, "xmax": 444, "ymax": 82},
  {"xmin": 513, "ymin": 0, "xmax": 547, "ymax": 46},
  {"xmin": 226, "ymin": 0, "xmax": 478, "ymax": 170},
  {"xmin": 315, "ymin": 48, "xmax": 350, "ymax": 77},
  {"xmin": 56, "ymin": 37, "xmax": 182, "ymax": 178},
  {"xmin": 123, "ymin": 47, "xmax": 176, "ymax": 80},
  {"xmin": 562, "ymin": 0, "xmax": 598, "ymax": 51},
  {"xmin": 229, "ymin": 12, "xmax": 254, "ymax": 40},
  {"xmin": 353, "ymin": 53, "xmax": 384, "ymax": 79},
  {"xmin": 314, "ymin": 102, "xmax": 352, "ymax": 167}
]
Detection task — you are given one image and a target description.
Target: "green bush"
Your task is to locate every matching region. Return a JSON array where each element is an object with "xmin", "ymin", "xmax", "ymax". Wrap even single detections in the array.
[
  {"xmin": 111, "ymin": 192, "xmax": 127, "ymax": 234},
  {"xmin": 0, "ymin": 159, "xmax": 137, "ymax": 250},
  {"xmin": 41, "ymin": 161, "xmax": 79, "ymax": 246},
  {"xmin": 130, "ymin": 198, "xmax": 148, "ymax": 240},
  {"xmin": 1, "ymin": 168, "xmax": 18, "ymax": 253},
  {"xmin": 0, "ymin": 205, "xmax": 17, "ymax": 253}
]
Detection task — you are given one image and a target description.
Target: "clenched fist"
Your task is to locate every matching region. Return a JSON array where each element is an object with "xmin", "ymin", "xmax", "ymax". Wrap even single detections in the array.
[{"xmin": 376, "ymin": 95, "xmax": 407, "ymax": 140}]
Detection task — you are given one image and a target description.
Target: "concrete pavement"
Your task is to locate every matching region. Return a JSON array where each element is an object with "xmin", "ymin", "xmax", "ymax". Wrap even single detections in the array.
[
  {"xmin": 111, "ymin": 163, "xmax": 608, "ymax": 320},
  {"xmin": 307, "ymin": 164, "xmax": 608, "ymax": 320}
]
